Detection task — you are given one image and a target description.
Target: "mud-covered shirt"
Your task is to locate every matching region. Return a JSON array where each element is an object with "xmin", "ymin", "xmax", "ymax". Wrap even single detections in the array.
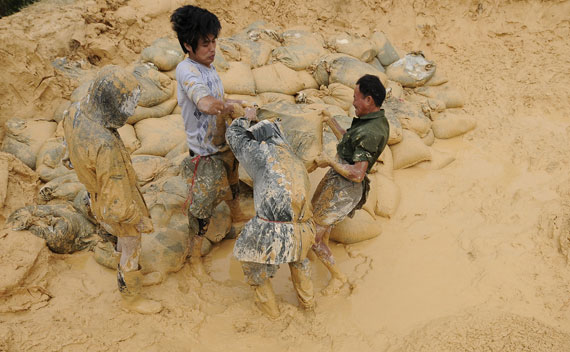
[
  {"xmin": 337, "ymin": 109, "xmax": 390, "ymax": 173},
  {"xmin": 176, "ymin": 58, "xmax": 225, "ymax": 156}
]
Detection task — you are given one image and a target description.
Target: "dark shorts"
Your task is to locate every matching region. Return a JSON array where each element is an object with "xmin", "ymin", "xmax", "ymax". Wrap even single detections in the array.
[
  {"xmin": 181, "ymin": 149, "xmax": 239, "ymax": 220},
  {"xmin": 311, "ymin": 169, "xmax": 364, "ymax": 227}
]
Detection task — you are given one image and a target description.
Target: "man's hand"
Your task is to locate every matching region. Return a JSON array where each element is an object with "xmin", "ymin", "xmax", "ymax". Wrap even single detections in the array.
[
  {"xmin": 136, "ymin": 216, "xmax": 154, "ymax": 234},
  {"xmin": 245, "ymin": 107, "xmax": 258, "ymax": 121},
  {"xmin": 315, "ymin": 153, "xmax": 331, "ymax": 168}
]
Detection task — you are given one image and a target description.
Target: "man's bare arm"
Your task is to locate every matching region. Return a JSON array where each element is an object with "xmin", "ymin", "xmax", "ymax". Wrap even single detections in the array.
[
  {"xmin": 315, "ymin": 154, "xmax": 368, "ymax": 183},
  {"xmin": 322, "ymin": 110, "xmax": 346, "ymax": 141},
  {"xmin": 197, "ymin": 96, "xmax": 234, "ymax": 115}
]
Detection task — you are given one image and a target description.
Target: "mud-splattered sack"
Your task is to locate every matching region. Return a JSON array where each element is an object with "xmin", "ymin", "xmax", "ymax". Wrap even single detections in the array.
[
  {"xmin": 257, "ymin": 101, "xmax": 323, "ymax": 171},
  {"xmin": 271, "ymin": 44, "xmax": 327, "ymax": 71},
  {"xmin": 7, "ymin": 203, "xmax": 96, "ymax": 254},
  {"xmin": 131, "ymin": 64, "xmax": 174, "ymax": 108},
  {"xmin": 384, "ymin": 97, "xmax": 432, "ymax": 137},
  {"xmin": 218, "ymin": 61, "xmax": 256, "ymax": 95},
  {"xmin": 127, "ymin": 98, "xmax": 177, "ymax": 124},
  {"xmin": 39, "ymin": 173, "xmax": 85, "ymax": 202},
  {"xmin": 140, "ymin": 37, "xmax": 185, "ymax": 72},
  {"xmin": 329, "ymin": 56, "xmax": 388, "ymax": 88},
  {"xmin": 35, "ymin": 137, "xmax": 73, "ymax": 182},
  {"xmin": 386, "ymin": 52, "xmax": 436, "ymax": 88},
  {"xmin": 330, "ymin": 209, "xmax": 382, "ymax": 244},
  {"xmin": 132, "ymin": 155, "xmax": 178, "ymax": 187},
  {"xmin": 415, "ymin": 84, "xmax": 465, "ymax": 108},
  {"xmin": 2, "ymin": 118, "xmax": 57, "ymax": 169},
  {"xmin": 117, "ymin": 124, "xmax": 140, "ymax": 154},
  {"xmin": 431, "ymin": 111, "xmax": 476, "ymax": 139},
  {"xmin": 391, "ymin": 130, "xmax": 432, "ymax": 169},
  {"xmin": 326, "ymin": 32, "xmax": 378, "ymax": 62},
  {"xmin": 370, "ymin": 31, "xmax": 400, "ymax": 66},
  {"xmin": 253, "ymin": 63, "xmax": 305, "ymax": 95},
  {"xmin": 133, "ymin": 114, "xmax": 186, "ymax": 157}
]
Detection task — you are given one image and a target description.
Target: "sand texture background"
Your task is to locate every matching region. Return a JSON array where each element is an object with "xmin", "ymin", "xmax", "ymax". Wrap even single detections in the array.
[{"xmin": 2, "ymin": 0, "xmax": 570, "ymax": 351}]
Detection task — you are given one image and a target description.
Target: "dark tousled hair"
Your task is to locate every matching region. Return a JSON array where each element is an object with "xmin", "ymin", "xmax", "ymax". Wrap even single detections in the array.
[
  {"xmin": 356, "ymin": 74, "xmax": 386, "ymax": 107},
  {"xmin": 170, "ymin": 5, "xmax": 221, "ymax": 54}
]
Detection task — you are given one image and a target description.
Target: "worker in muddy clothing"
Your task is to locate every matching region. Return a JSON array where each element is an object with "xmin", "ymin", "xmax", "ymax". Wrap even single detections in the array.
[
  {"xmin": 312, "ymin": 74, "xmax": 389, "ymax": 295},
  {"xmin": 62, "ymin": 65, "xmax": 162, "ymax": 314},
  {"xmin": 226, "ymin": 113, "xmax": 316, "ymax": 319},
  {"xmin": 171, "ymin": 5, "xmax": 249, "ymax": 279}
]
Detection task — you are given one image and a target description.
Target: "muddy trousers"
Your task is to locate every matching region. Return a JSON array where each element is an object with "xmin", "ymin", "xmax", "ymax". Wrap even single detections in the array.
[{"xmin": 241, "ymin": 259, "xmax": 314, "ymax": 309}]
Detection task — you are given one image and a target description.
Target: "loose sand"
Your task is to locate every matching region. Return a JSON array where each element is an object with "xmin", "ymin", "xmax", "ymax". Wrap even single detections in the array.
[{"xmin": 1, "ymin": 0, "xmax": 570, "ymax": 351}]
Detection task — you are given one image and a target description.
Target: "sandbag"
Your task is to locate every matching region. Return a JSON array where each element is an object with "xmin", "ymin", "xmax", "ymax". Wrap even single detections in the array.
[
  {"xmin": 374, "ymin": 145, "xmax": 394, "ymax": 179},
  {"xmin": 431, "ymin": 111, "xmax": 477, "ymax": 139},
  {"xmin": 219, "ymin": 32, "xmax": 275, "ymax": 68},
  {"xmin": 424, "ymin": 70, "xmax": 449, "ymax": 86},
  {"xmin": 1, "ymin": 118, "xmax": 57, "ymax": 170},
  {"xmin": 369, "ymin": 57, "xmax": 386, "ymax": 73},
  {"xmin": 384, "ymin": 97, "xmax": 432, "ymax": 137},
  {"xmin": 0, "ymin": 152, "xmax": 40, "ymax": 222},
  {"xmin": 421, "ymin": 128, "xmax": 435, "ymax": 146},
  {"xmin": 281, "ymin": 28, "xmax": 325, "ymax": 47},
  {"xmin": 386, "ymin": 52, "xmax": 436, "ymax": 88},
  {"xmin": 309, "ymin": 53, "xmax": 353, "ymax": 87},
  {"xmin": 0, "ymin": 229, "xmax": 50, "ymax": 313},
  {"xmin": 117, "ymin": 124, "xmax": 141, "ymax": 154},
  {"xmin": 39, "ymin": 173, "xmax": 85, "ymax": 202},
  {"xmin": 7, "ymin": 203, "xmax": 96, "ymax": 254},
  {"xmin": 329, "ymin": 209, "xmax": 382, "ymax": 244},
  {"xmin": 258, "ymin": 92, "xmax": 296, "ymax": 104},
  {"xmin": 140, "ymin": 37, "xmax": 185, "ymax": 72},
  {"xmin": 298, "ymin": 70, "xmax": 319, "ymax": 90},
  {"xmin": 391, "ymin": 130, "xmax": 432, "ymax": 169},
  {"xmin": 142, "ymin": 175, "xmax": 186, "ymax": 227},
  {"xmin": 320, "ymin": 83, "xmax": 354, "ymax": 111},
  {"xmin": 326, "ymin": 32, "xmax": 378, "ymax": 62},
  {"xmin": 296, "ymin": 89, "xmax": 325, "ymax": 105},
  {"xmin": 415, "ymin": 148, "xmax": 455, "ymax": 170},
  {"xmin": 385, "ymin": 109, "xmax": 404, "ymax": 145},
  {"xmin": 253, "ymin": 63, "xmax": 305, "ymax": 95},
  {"xmin": 386, "ymin": 80, "xmax": 404, "ymax": 99},
  {"xmin": 213, "ymin": 46, "xmax": 230, "ymax": 72},
  {"xmin": 127, "ymin": 98, "xmax": 177, "ymax": 124},
  {"xmin": 53, "ymin": 100, "xmax": 72, "ymax": 123},
  {"xmin": 374, "ymin": 173, "xmax": 400, "ymax": 218},
  {"xmin": 218, "ymin": 61, "xmax": 256, "ymax": 95},
  {"xmin": 132, "ymin": 155, "xmax": 178, "ymax": 187},
  {"xmin": 329, "ymin": 56, "xmax": 388, "ymax": 88},
  {"xmin": 133, "ymin": 114, "xmax": 186, "ymax": 157},
  {"xmin": 204, "ymin": 202, "xmax": 231, "ymax": 243},
  {"xmin": 165, "ymin": 141, "xmax": 188, "ymax": 160},
  {"xmin": 370, "ymin": 31, "xmax": 400, "ymax": 66},
  {"xmin": 131, "ymin": 64, "xmax": 174, "ymax": 108},
  {"xmin": 271, "ymin": 45, "xmax": 326, "ymax": 71},
  {"xmin": 35, "ymin": 137, "xmax": 73, "ymax": 182},
  {"xmin": 257, "ymin": 101, "xmax": 323, "ymax": 172},
  {"xmin": 415, "ymin": 84, "xmax": 465, "ymax": 108},
  {"xmin": 225, "ymin": 94, "xmax": 264, "ymax": 107}
]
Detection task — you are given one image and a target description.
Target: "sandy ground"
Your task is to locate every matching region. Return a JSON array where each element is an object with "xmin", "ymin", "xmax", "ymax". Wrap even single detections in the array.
[{"xmin": 2, "ymin": 0, "xmax": 570, "ymax": 351}]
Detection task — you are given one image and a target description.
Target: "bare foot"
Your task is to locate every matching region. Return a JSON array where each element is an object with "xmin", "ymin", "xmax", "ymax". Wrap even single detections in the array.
[{"xmin": 321, "ymin": 275, "xmax": 347, "ymax": 296}]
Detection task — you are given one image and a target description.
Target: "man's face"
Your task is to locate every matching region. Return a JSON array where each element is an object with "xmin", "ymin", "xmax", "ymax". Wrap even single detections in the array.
[
  {"xmin": 186, "ymin": 34, "xmax": 216, "ymax": 67},
  {"xmin": 353, "ymin": 85, "xmax": 369, "ymax": 118}
]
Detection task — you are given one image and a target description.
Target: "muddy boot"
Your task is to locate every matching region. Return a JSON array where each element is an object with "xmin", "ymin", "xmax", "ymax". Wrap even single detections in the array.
[
  {"xmin": 117, "ymin": 267, "xmax": 163, "ymax": 314},
  {"xmin": 93, "ymin": 241, "xmax": 120, "ymax": 269},
  {"xmin": 254, "ymin": 280, "xmax": 280, "ymax": 319}
]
